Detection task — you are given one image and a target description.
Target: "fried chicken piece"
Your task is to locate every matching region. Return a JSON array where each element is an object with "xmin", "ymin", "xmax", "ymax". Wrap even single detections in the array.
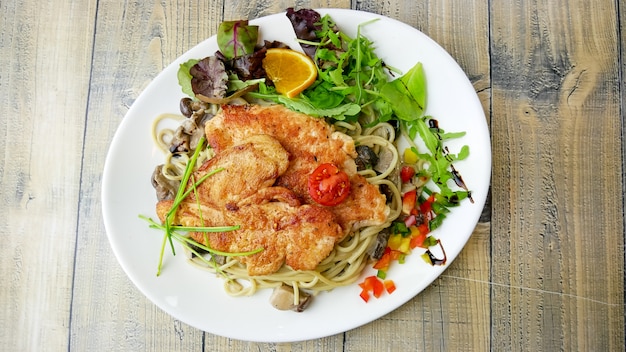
[
  {"xmin": 191, "ymin": 134, "xmax": 290, "ymax": 209},
  {"xmin": 205, "ymin": 104, "xmax": 356, "ymax": 181},
  {"xmin": 156, "ymin": 134, "xmax": 344, "ymax": 276},
  {"xmin": 204, "ymin": 104, "xmax": 389, "ymax": 233}
]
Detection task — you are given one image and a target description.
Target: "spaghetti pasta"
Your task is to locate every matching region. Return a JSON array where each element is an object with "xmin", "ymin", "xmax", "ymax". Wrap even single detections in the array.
[{"xmin": 151, "ymin": 107, "xmax": 405, "ymax": 298}]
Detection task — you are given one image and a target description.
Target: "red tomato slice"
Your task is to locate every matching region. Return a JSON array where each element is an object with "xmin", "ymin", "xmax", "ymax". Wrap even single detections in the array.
[{"xmin": 308, "ymin": 163, "xmax": 351, "ymax": 206}]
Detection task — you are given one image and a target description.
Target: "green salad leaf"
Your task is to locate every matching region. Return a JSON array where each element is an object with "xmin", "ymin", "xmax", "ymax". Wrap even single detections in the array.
[
  {"xmin": 177, "ymin": 59, "xmax": 199, "ymax": 97},
  {"xmin": 277, "ymin": 95, "xmax": 361, "ymax": 119},
  {"xmin": 217, "ymin": 20, "xmax": 259, "ymax": 59},
  {"xmin": 379, "ymin": 62, "xmax": 426, "ymax": 121}
]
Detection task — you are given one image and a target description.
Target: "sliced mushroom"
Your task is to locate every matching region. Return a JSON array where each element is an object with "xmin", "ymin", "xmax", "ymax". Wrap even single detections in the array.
[
  {"xmin": 169, "ymin": 126, "xmax": 191, "ymax": 153},
  {"xmin": 169, "ymin": 118, "xmax": 208, "ymax": 153},
  {"xmin": 269, "ymin": 285, "xmax": 312, "ymax": 312},
  {"xmin": 189, "ymin": 127, "xmax": 205, "ymax": 151},
  {"xmin": 367, "ymin": 228, "xmax": 391, "ymax": 260},
  {"xmin": 355, "ymin": 145, "xmax": 379, "ymax": 171},
  {"xmin": 373, "ymin": 147, "xmax": 394, "ymax": 174},
  {"xmin": 179, "ymin": 97, "xmax": 194, "ymax": 117},
  {"xmin": 211, "ymin": 254, "xmax": 227, "ymax": 266},
  {"xmin": 180, "ymin": 97, "xmax": 211, "ymax": 119},
  {"xmin": 151, "ymin": 165, "xmax": 180, "ymax": 201},
  {"xmin": 180, "ymin": 118, "xmax": 197, "ymax": 134},
  {"xmin": 197, "ymin": 108, "xmax": 216, "ymax": 126}
]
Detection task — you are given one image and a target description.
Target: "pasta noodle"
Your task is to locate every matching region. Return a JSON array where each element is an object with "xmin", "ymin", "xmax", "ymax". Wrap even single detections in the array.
[
  {"xmin": 151, "ymin": 113, "xmax": 214, "ymax": 181},
  {"xmin": 151, "ymin": 106, "xmax": 404, "ymax": 298}
]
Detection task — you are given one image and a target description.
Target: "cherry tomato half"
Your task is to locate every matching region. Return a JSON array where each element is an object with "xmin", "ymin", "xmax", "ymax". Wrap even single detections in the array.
[{"xmin": 308, "ymin": 163, "xmax": 351, "ymax": 206}]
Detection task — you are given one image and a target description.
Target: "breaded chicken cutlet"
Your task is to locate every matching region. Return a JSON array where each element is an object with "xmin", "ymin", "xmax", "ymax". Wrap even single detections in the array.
[{"xmin": 157, "ymin": 104, "xmax": 389, "ymax": 276}]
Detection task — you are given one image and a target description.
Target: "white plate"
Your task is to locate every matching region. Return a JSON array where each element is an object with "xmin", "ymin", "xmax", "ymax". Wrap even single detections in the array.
[{"xmin": 102, "ymin": 8, "xmax": 491, "ymax": 343}]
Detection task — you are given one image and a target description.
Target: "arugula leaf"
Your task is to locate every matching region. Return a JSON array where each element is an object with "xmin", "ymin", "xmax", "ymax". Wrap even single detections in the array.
[
  {"xmin": 414, "ymin": 118, "xmax": 440, "ymax": 155},
  {"xmin": 379, "ymin": 82, "xmax": 423, "ymax": 121},
  {"xmin": 299, "ymin": 15, "xmax": 390, "ymax": 122},
  {"xmin": 379, "ymin": 62, "xmax": 426, "ymax": 121},
  {"xmin": 248, "ymin": 83, "xmax": 360, "ymax": 119},
  {"xmin": 440, "ymin": 131, "xmax": 467, "ymax": 140},
  {"xmin": 306, "ymin": 81, "xmax": 345, "ymax": 109},
  {"xmin": 398, "ymin": 62, "xmax": 426, "ymax": 111},
  {"xmin": 276, "ymin": 96, "xmax": 361, "ymax": 119},
  {"xmin": 449, "ymin": 145, "xmax": 470, "ymax": 161},
  {"xmin": 217, "ymin": 20, "xmax": 259, "ymax": 59}
]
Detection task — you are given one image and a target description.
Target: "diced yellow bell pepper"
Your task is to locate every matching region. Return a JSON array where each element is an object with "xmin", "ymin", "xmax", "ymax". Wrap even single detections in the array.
[
  {"xmin": 387, "ymin": 233, "xmax": 403, "ymax": 251},
  {"xmin": 398, "ymin": 236, "xmax": 411, "ymax": 254},
  {"xmin": 403, "ymin": 148, "xmax": 419, "ymax": 164}
]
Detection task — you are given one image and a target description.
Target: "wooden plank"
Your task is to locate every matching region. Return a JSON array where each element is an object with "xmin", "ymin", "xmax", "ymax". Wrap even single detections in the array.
[
  {"xmin": 622, "ymin": 3, "xmax": 626, "ymax": 349},
  {"xmin": 490, "ymin": 0, "xmax": 624, "ymax": 350},
  {"xmin": 68, "ymin": 1, "xmax": 220, "ymax": 350},
  {"xmin": 0, "ymin": 1, "xmax": 96, "ymax": 350}
]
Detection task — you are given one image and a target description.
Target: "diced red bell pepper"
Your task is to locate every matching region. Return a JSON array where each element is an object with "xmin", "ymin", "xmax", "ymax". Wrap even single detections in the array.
[
  {"xmin": 371, "ymin": 277, "xmax": 384, "ymax": 298},
  {"xmin": 359, "ymin": 275, "xmax": 385, "ymax": 300},
  {"xmin": 359, "ymin": 275, "xmax": 375, "ymax": 290},
  {"xmin": 410, "ymin": 231, "xmax": 427, "ymax": 249},
  {"xmin": 359, "ymin": 289, "xmax": 370, "ymax": 302},
  {"xmin": 390, "ymin": 249, "xmax": 403, "ymax": 261},
  {"xmin": 373, "ymin": 250, "xmax": 392, "ymax": 270},
  {"xmin": 420, "ymin": 194, "xmax": 435, "ymax": 219},
  {"xmin": 384, "ymin": 280, "xmax": 396, "ymax": 294},
  {"xmin": 410, "ymin": 223, "xmax": 431, "ymax": 249},
  {"xmin": 400, "ymin": 166, "xmax": 415, "ymax": 183},
  {"xmin": 402, "ymin": 189, "xmax": 417, "ymax": 215}
]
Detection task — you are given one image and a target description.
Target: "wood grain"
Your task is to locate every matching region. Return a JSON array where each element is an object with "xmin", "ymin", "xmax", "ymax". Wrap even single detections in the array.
[
  {"xmin": 1, "ymin": 0, "xmax": 623, "ymax": 350},
  {"xmin": 68, "ymin": 1, "xmax": 219, "ymax": 350},
  {"xmin": 490, "ymin": 0, "xmax": 624, "ymax": 350},
  {"xmin": 0, "ymin": 1, "xmax": 96, "ymax": 350}
]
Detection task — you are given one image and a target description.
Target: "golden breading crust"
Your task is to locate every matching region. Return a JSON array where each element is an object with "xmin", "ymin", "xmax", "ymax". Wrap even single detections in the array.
[
  {"xmin": 204, "ymin": 104, "xmax": 389, "ymax": 234},
  {"xmin": 156, "ymin": 134, "xmax": 344, "ymax": 276}
]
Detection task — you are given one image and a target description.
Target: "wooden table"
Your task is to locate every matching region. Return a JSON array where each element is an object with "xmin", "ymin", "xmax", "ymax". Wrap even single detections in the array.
[{"xmin": 1, "ymin": 0, "xmax": 623, "ymax": 351}]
